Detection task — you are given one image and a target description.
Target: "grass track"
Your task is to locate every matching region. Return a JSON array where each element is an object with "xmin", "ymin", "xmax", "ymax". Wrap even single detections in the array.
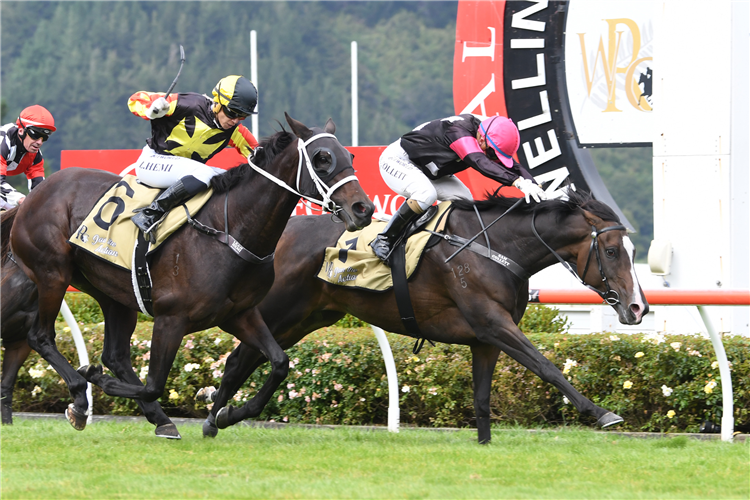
[{"xmin": 1, "ymin": 419, "xmax": 748, "ymax": 499}]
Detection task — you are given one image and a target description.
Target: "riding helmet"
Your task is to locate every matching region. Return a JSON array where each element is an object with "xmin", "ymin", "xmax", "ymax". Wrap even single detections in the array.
[
  {"xmin": 212, "ymin": 75, "xmax": 258, "ymax": 116},
  {"xmin": 479, "ymin": 116, "xmax": 519, "ymax": 168},
  {"xmin": 16, "ymin": 105, "xmax": 56, "ymax": 139}
]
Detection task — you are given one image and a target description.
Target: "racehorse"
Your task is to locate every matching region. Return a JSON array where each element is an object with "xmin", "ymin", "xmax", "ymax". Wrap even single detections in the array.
[
  {"xmin": 8, "ymin": 113, "xmax": 375, "ymax": 434},
  {"xmin": 200, "ymin": 190, "xmax": 649, "ymax": 443},
  {"xmin": 1, "ymin": 209, "xmax": 35, "ymax": 425}
]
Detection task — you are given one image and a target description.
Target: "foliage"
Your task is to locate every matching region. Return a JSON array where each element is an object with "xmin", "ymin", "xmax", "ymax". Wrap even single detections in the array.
[
  {"xmin": 1, "ymin": 1, "xmax": 652, "ymax": 253},
  {"xmin": 10, "ymin": 301, "xmax": 748, "ymax": 433}
]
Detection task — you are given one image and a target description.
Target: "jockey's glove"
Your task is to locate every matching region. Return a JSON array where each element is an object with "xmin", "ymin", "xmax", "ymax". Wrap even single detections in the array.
[
  {"xmin": 513, "ymin": 177, "xmax": 547, "ymax": 204},
  {"xmin": 146, "ymin": 97, "xmax": 170, "ymax": 120}
]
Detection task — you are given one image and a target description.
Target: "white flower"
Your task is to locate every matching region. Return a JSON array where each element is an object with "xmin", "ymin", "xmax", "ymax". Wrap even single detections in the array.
[
  {"xmin": 183, "ymin": 363, "xmax": 201, "ymax": 372},
  {"xmin": 661, "ymin": 385, "xmax": 673, "ymax": 397},
  {"xmin": 28, "ymin": 365, "xmax": 46, "ymax": 379},
  {"xmin": 609, "ymin": 335, "xmax": 620, "ymax": 341},
  {"xmin": 623, "ymin": 380, "xmax": 633, "ymax": 389},
  {"xmin": 562, "ymin": 359, "xmax": 578, "ymax": 375},
  {"xmin": 643, "ymin": 332, "xmax": 666, "ymax": 345},
  {"xmin": 635, "ymin": 352, "xmax": 645, "ymax": 358},
  {"xmin": 428, "ymin": 387, "xmax": 438, "ymax": 396},
  {"xmin": 139, "ymin": 366, "xmax": 149, "ymax": 380},
  {"xmin": 402, "ymin": 385, "xmax": 410, "ymax": 393},
  {"xmin": 63, "ymin": 326, "xmax": 71, "ymax": 333},
  {"xmin": 288, "ymin": 390, "xmax": 299, "ymax": 399},
  {"xmin": 168, "ymin": 389, "xmax": 179, "ymax": 400},
  {"xmin": 711, "ymin": 361, "xmax": 719, "ymax": 370},
  {"xmin": 704, "ymin": 380, "xmax": 717, "ymax": 394},
  {"xmin": 31, "ymin": 385, "xmax": 42, "ymax": 397},
  {"xmin": 360, "ymin": 398, "xmax": 366, "ymax": 402},
  {"xmin": 214, "ymin": 338, "xmax": 222, "ymax": 345},
  {"xmin": 670, "ymin": 342, "xmax": 681, "ymax": 351},
  {"xmin": 667, "ymin": 410, "xmax": 676, "ymax": 419},
  {"xmin": 562, "ymin": 396, "xmax": 569, "ymax": 405},
  {"xmin": 286, "ymin": 383, "xmax": 295, "ymax": 389}
]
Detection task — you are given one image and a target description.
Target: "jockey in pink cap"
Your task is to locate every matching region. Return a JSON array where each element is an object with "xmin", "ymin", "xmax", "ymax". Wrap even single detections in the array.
[{"xmin": 370, "ymin": 114, "xmax": 546, "ymax": 265}]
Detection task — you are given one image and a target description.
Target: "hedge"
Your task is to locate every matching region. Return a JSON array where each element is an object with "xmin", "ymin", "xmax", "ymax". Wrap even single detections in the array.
[{"xmin": 6, "ymin": 299, "xmax": 749, "ymax": 433}]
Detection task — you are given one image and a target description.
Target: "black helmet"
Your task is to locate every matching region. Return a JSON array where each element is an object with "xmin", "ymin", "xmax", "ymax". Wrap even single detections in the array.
[{"xmin": 212, "ymin": 75, "xmax": 258, "ymax": 116}]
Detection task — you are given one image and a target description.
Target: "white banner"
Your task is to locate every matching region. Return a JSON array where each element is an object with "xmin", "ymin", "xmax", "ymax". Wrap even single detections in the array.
[{"xmin": 565, "ymin": 0, "xmax": 654, "ymax": 146}]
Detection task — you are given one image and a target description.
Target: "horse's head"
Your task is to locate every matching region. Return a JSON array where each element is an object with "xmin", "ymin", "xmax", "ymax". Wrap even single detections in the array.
[
  {"xmin": 576, "ymin": 204, "xmax": 649, "ymax": 325},
  {"xmin": 285, "ymin": 113, "xmax": 374, "ymax": 230}
]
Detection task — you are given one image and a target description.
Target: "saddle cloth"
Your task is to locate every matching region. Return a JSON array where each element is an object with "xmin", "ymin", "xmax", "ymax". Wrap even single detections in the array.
[
  {"xmin": 68, "ymin": 175, "xmax": 213, "ymax": 270},
  {"xmin": 316, "ymin": 201, "xmax": 451, "ymax": 291}
]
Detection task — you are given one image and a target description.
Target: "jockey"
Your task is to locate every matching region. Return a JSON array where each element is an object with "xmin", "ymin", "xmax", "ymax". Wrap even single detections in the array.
[
  {"xmin": 370, "ymin": 114, "xmax": 546, "ymax": 263},
  {"xmin": 127, "ymin": 75, "xmax": 259, "ymax": 242},
  {"xmin": 0, "ymin": 105, "xmax": 56, "ymax": 210}
]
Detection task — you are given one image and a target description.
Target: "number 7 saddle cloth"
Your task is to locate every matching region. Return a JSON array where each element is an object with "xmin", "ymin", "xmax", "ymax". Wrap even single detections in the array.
[
  {"xmin": 316, "ymin": 201, "xmax": 451, "ymax": 292},
  {"xmin": 68, "ymin": 175, "xmax": 212, "ymax": 271}
]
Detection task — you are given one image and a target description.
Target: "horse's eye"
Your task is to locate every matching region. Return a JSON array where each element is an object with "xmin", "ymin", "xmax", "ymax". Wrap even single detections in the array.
[
  {"xmin": 605, "ymin": 248, "xmax": 617, "ymax": 258},
  {"xmin": 313, "ymin": 150, "xmax": 336, "ymax": 176}
]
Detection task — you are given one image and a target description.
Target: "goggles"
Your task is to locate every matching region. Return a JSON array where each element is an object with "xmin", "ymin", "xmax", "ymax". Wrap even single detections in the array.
[
  {"xmin": 223, "ymin": 106, "xmax": 250, "ymax": 120},
  {"xmin": 25, "ymin": 126, "xmax": 53, "ymax": 142}
]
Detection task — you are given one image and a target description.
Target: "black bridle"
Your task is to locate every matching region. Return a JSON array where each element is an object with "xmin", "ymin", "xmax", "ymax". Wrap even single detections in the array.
[{"xmin": 531, "ymin": 208, "xmax": 626, "ymax": 306}]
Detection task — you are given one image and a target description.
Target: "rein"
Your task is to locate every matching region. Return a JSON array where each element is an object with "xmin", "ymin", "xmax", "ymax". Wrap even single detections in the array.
[
  {"xmin": 246, "ymin": 132, "xmax": 358, "ymax": 215},
  {"xmin": 531, "ymin": 208, "xmax": 626, "ymax": 305}
]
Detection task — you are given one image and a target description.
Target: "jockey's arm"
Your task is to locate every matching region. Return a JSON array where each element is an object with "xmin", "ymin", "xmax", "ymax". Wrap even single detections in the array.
[
  {"xmin": 128, "ymin": 91, "xmax": 178, "ymax": 120},
  {"xmin": 230, "ymin": 124, "xmax": 259, "ymax": 159}
]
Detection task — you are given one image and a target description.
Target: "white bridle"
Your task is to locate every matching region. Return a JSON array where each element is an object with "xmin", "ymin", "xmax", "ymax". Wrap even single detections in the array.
[{"xmin": 246, "ymin": 132, "xmax": 358, "ymax": 213}]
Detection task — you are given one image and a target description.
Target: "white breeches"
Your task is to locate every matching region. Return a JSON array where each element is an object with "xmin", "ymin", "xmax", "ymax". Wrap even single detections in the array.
[
  {"xmin": 133, "ymin": 146, "xmax": 225, "ymax": 189},
  {"xmin": 378, "ymin": 140, "xmax": 472, "ymax": 212}
]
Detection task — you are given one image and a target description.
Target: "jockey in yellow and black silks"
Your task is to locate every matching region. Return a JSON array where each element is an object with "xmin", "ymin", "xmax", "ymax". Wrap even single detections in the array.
[{"xmin": 127, "ymin": 75, "xmax": 259, "ymax": 242}]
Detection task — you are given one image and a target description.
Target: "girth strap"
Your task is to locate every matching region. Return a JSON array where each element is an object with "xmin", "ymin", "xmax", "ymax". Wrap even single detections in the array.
[{"xmin": 436, "ymin": 232, "xmax": 530, "ymax": 280}]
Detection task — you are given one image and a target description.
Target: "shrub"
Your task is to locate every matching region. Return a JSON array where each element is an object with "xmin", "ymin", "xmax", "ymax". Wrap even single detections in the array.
[{"xmin": 11, "ymin": 303, "xmax": 750, "ymax": 432}]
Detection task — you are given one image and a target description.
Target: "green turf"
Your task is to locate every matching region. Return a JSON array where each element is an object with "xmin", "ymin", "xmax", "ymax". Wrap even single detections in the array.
[{"xmin": 1, "ymin": 419, "xmax": 748, "ymax": 499}]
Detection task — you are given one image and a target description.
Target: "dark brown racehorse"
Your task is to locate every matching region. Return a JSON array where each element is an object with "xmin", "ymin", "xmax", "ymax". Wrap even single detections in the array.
[
  {"xmin": 201, "ymin": 190, "xmax": 648, "ymax": 443},
  {"xmin": 8, "ymin": 114, "xmax": 374, "ymax": 435},
  {"xmin": 1, "ymin": 209, "xmax": 35, "ymax": 425}
]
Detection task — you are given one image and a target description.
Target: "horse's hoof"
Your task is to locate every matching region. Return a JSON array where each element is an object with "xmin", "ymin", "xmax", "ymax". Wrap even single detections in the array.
[
  {"xmin": 1, "ymin": 404, "xmax": 13, "ymax": 425},
  {"xmin": 65, "ymin": 403, "xmax": 87, "ymax": 431},
  {"xmin": 597, "ymin": 411, "xmax": 624, "ymax": 428},
  {"xmin": 203, "ymin": 414, "xmax": 218, "ymax": 438},
  {"xmin": 77, "ymin": 364, "xmax": 102, "ymax": 381},
  {"xmin": 155, "ymin": 423, "xmax": 181, "ymax": 439},
  {"xmin": 216, "ymin": 406, "xmax": 232, "ymax": 430},
  {"xmin": 195, "ymin": 386, "xmax": 217, "ymax": 403}
]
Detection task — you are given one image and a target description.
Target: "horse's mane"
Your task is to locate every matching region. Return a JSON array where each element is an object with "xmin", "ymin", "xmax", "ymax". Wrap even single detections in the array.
[
  {"xmin": 451, "ymin": 188, "xmax": 621, "ymax": 223},
  {"xmin": 210, "ymin": 127, "xmax": 296, "ymax": 194},
  {"xmin": 1, "ymin": 207, "xmax": 17, "ymax": 264}
]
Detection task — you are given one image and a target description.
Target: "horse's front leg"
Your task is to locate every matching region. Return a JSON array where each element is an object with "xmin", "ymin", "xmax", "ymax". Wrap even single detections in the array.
[
  {"xmin": 470, "ymin": 342, "xmax": 502, "ymax": 444},
  {"xmin": 215, "ymin": 308, "xmax": 289, "ymax": 430},
  {"xmin": 81, "ymin": 315, "xmax": 186, "ymax": 403},
  {"xmin": 471, "ymin": 309, "xmax": 622, "ymax": 427},
  {"xmin": 1, "ymin": 339, "xmax": 33, "ymax": 425}
]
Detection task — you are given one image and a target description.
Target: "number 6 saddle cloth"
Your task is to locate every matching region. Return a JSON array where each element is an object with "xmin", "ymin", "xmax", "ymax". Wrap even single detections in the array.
[
  {"xmin": 316, "ymin": 201, "xmax": 451, "ymax": 292},
  {"xmin": 68, "ymin": 175, "xmax": 212, "ymax": 270}
]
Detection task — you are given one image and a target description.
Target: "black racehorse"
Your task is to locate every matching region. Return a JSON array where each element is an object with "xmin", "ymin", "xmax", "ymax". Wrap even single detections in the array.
[
  {"xmin": 7, "ymin": 113, "xmax": 375, "ymax": 435},
  {"xmin": 1, "ymin": 209, "xmax": 35, "ymax": 425},
  {"xmin": 200, "ymin": 190, "xmax": 649, "ymax": 443}
]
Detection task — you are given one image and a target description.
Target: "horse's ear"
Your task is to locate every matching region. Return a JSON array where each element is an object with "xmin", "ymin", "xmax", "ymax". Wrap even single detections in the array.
[
  {"xmin": 285, "ymin": 112, "xmax": 312, "ymax": 140},
  {"xmin": 325, "ymin": 118, "xmax": 335, "ymax": 134},
  {"xmin": 582, "ymin": 209, "xmax": 603, "ymax": 228}
]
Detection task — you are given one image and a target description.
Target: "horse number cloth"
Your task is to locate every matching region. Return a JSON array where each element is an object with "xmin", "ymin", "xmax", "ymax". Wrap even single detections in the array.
[
  {"xmin": 317, "ymin": 201, "xmax": 451, "ymax": 291},
  {"xmin": 69, "ymin": 175, "xmax": 212, "ymax": 270}
]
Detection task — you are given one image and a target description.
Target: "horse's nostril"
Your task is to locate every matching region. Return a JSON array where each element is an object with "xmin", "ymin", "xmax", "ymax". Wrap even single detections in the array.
[{"xmin": 630, "ymin": 303, "xmax": 641, "ymax": 316}]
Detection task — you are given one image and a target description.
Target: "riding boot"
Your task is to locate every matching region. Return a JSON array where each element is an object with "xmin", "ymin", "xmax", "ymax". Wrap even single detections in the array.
[
  {"xmin": 369, "ymin": 200, "xmax": 423, "ymax": 265},
  {"xmin": 132, "ymin": 180, "xmax": 192, "ymax": 243}
]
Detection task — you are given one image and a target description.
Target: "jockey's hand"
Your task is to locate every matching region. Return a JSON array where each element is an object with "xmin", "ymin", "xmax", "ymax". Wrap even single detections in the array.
[
  {"xmin": 146, "ymin": 97, "xmax": 170, "ymax": 120},
  {"xmin": 513, "ymin": 177, "xmax": 547, "ymax": 203}
]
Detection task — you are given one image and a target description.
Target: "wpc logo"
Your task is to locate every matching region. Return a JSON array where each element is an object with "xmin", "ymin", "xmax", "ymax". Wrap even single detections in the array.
[{"xmin": 577, "ymin": 18, "xmax": 653, "ymax": 113}]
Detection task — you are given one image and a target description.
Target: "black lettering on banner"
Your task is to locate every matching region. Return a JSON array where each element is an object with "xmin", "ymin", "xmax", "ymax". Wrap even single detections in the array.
[
  {"xmin": 93, "ymin": 180, "xmax": 136, "ymax": 230},
  {"xmin": 338, "ymin": 237, "xmax": 359, "ymax": 263}
]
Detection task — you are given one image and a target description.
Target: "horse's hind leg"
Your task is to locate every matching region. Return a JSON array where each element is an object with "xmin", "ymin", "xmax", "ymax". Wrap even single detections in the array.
[
  {"xmin": 214, "ymin": 308, "xmax": 289, "ymax": 430},
  {"xmin": 470, "ymin": 343, "xmax": 501, "ymax": 444},
  {"xmin": 1, "ymin": 340, "xmax": 33, "ymax": 425},
  {"xmin": 97, "ymin": 297, "xmax": 180, "ymax": 439}
]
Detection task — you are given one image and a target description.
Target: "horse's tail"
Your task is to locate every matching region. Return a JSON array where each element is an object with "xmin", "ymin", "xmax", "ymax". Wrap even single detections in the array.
[{"xmin": 1, "ymin": 207, "xmax": 18, "ymax": 264}]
